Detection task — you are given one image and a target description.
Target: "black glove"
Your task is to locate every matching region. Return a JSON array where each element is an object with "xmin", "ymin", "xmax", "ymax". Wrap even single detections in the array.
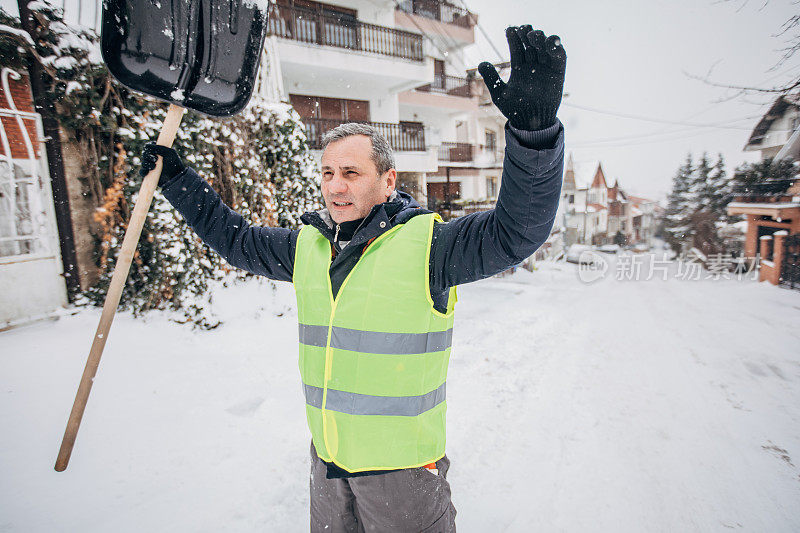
[
  {"xmin": 139, "ymin": 142, "xmax": 186, "ymax": 187},
  {"xmin": 478, "ymin": 25, "xmax": 566, "ymax": 131}
]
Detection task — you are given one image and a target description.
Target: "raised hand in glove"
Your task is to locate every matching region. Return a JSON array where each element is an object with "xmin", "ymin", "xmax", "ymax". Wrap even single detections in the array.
[
  {"xmin": 139, "ymin": 143, "xmax": 186, "ymax": 187},
  {"xmin": 478, "ymin": 25, "xmax": 566, "ymax": 131}
]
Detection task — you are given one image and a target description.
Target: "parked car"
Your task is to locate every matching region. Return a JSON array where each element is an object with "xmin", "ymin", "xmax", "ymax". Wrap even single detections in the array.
[
  {"xmin": 598, "ymin": 244, "xmax": 621, "ymax": 254},
  {"xmin": 566, "ymin": 244, "xmax": 595, "ymax": 264}
]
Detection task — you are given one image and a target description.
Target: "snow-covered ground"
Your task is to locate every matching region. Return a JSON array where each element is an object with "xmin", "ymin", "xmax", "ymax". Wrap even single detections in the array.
[{"xmin": 2, "ymin": 259, "xmax": 799, "ymax": 532}]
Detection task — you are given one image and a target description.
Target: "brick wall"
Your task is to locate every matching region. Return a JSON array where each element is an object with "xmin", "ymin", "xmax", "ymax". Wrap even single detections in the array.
[{"xmin": 0, "ymin": 73, "xmax": 41, "ymax": 159}]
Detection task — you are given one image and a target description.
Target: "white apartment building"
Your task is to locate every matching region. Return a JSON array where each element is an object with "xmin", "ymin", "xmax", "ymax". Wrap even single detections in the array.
[
  {"xmin": 39, "ymin": 0, "xmax": 506, "ymax": 210},
  {"xmin": 261, "ymin": 0, "xmax": 507, "ymax": 210}
]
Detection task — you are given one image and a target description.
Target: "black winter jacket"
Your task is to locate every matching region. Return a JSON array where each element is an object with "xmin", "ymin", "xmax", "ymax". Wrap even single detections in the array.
[{"xmin": 161, "ymin": 120, "xmax": 565, "ymax": 476}]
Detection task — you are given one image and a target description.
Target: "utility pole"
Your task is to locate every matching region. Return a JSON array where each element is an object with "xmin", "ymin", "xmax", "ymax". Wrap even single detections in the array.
[
  {"xmin": 442, "ymin": 166, "xmax": 451, "ymax": 219},
  {"xmin": 17, "ymin": 0, "xmax": 80, "ymax": 301}
]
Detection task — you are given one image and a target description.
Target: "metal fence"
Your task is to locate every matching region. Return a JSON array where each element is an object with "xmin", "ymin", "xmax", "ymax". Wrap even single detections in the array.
[
  {"xmin": 395, "ymin": 0, "xmax": 474, "ymax": 28},
  {"xmin": 303, "ymin": 118, "xmax": 426, "ymax": 151},
  {"xmin": 416, "ymin": 75, "xmax": 472, "ymax": 97},
  {"xmin": 438, "ymin": 142, "xmax": 473, "ymax": 162},
  {"xmin": 268, "ymin": 4, "xmax": 424, "ymax": 62}
]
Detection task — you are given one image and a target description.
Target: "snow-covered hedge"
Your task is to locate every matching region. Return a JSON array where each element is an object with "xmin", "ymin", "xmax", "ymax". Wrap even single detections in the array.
[{"xmin": 1, "ymin": 1, "xmax": 321, "ymax": 327}]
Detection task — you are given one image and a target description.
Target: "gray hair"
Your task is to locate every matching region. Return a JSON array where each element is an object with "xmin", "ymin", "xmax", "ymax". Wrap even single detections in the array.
[{"xmin": 320, "ymin": 123, "xmax": 395, "ymax": 176}]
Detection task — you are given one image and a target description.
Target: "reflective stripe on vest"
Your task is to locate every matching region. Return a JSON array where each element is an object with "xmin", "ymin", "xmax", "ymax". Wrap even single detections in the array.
[
  {"xmin": 293, "ymin": 212, "xmax": 457, "ymax": 473},
  {"xmin": 298, "ymin": 323, "xmax": 454, "ymax": 354},
  {"xmin": 302, "ymin": 382, "xmax": 447, "ymax": 416}
]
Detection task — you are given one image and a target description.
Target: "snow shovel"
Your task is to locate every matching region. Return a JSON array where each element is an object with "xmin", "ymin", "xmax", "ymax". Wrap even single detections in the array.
[{"xmin": 54, "ymin": 0, "xmax": 269, "ymax": 472}]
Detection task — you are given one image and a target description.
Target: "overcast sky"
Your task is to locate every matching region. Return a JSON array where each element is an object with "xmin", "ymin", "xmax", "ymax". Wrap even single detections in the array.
[
  {"xmin": 459, "ymin": 0, "xmax": 799, "ymax": 201},
  {"xmin": 4, "ymin": 0, "xmax": 797, "ymax": 202}
]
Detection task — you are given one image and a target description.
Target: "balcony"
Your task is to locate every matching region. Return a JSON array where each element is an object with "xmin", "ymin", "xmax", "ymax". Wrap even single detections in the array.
[
  {"xmin": 438, "ymin": 142, "xmax": 473, "ymax": 162},
  {"xmin": 303, "ymin": 118, "xmax": 426, "ymax": 152},
  {"xmin": 395, "ymin": 0, "xmax": 475, "ymax": 28},
  {"xmin": 269, "ymin": 4, "xmax": 424, "ymax": 61},
  {"xmin": 394, "ymin": 0, "xmax": 475, "ymax": 46},
  {"xmin": 417, "ymin": 75, "xmax": 472, "ymax": 98},
  {"xmin": 268, "ymin": 4, "xmax": 432, "ymax": 99},
  {"xmin": 438, "ymin": 142, "xmax": 501, "ymax": 166}
]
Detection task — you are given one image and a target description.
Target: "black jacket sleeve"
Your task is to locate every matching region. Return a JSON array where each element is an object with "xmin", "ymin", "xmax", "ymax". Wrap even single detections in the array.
[
  {"xmin": 429, "ymin": 120, "xmax": 564, "ymax": 293},
  {"xmin": 161, "ymin": 168, "xmax": 297, "ymax": 281}
]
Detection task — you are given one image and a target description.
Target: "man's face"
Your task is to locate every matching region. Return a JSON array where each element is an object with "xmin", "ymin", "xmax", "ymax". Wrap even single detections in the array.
[{"xmin": 321, "ymin": 135, "xmax": 397, "ymax": 224}]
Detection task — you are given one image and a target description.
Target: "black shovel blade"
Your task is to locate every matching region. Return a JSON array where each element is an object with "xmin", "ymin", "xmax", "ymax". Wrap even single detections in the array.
[{"xmin": 101, "ymin": 0, "xmax": 269, "ymax": 117}]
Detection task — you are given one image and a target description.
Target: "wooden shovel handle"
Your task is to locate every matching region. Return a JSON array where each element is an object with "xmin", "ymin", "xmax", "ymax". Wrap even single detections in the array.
[{"xmin": 55, "ymin": 104, "xmax": 186, "ymax": 472}]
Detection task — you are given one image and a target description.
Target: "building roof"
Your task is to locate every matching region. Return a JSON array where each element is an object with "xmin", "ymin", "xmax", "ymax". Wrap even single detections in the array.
[
  {"xmin": 727, "ymin": 201, "xmax": 800, "ymax": 218},
  {"xmin": 591, "ymin": 163, "xmax": 608, "ymax": 189},
  {"xmin": 745, "ymin": 94, "xmax": 800, "ymax": 150},
  {"xmin": 563, "ymin": 153, "xmax": 576, "ymax": 190},
  {"xmin": 627, "ymin": 194, "xmax": 656, "ymax": 205},
  {"xmin": 570, "ymin": 159, "xmax": 604, "ymax": 188}
]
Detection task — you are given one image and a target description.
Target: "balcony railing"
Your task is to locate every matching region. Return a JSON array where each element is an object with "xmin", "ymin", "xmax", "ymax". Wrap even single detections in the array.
[
  {"xmin": 417, "ymin": 75, "xmax": 472, "ymax": 97},
  {"xmin": 303, "ymin": 118, "xmax": 426, "ymax": 151},
  {"xmin": 438, "ymin": 142, "xmax": 473, "ymax": 162},
  {"xmin": 268, "ymin": 4, "xmax": 424, "ymax": 62},
  {"xmin": 396, "ymin": 0, "xmax": 475, "ymax": 28}
]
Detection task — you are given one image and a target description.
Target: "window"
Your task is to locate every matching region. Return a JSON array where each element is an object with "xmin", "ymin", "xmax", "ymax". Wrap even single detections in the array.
[
  {"xmin": 433, "ymin": 59, "xmax": 446, "ymax": 90},
  {"xmin": 485, "ymin": 129, "xmax": 496, "ymax": 152},
  {"xmin": 273, "ymin": 0, "xmax": 359, "ymax": 49},
  {"xmin": 486, "ymin": 176, "xmax": 497, "ymax": 198},
  {"xmin": 0, "ymin": 162, "xmax": 48, "ymax": 259},
  {"xmin": 289, "ymin": 94, "xmax": 370, "ymax": 121}
]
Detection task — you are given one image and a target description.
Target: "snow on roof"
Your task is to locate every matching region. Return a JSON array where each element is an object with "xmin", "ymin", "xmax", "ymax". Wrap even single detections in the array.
[
  {"xmin": 727, "ymin": 201, "xmax": 800, "ymax": 209},
  {"xmin": 627, "ymin": 194, "xmax": 657, "ymax": 206},
  {"xmin": 571, "ymin": 159, "xmax": 604, "ymax": 188}
]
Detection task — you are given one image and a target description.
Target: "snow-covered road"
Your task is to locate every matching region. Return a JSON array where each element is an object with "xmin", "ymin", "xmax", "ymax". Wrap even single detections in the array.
[{"xmin": 2, "ymin": 261, "xmax": 799, "ymax": 532}]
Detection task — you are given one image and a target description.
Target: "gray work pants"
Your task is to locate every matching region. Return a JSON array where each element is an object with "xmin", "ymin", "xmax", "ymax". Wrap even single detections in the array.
[{"xmin": 309, "ymin": 442, "xmax": 457, "ymax": 532}]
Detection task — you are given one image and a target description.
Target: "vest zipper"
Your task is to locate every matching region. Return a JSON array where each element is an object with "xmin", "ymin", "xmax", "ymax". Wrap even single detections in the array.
[
  {"xmin": 320, "ymin": 223, "xmax": 404, "ymax": 466},
  {"xmin": 334, "ymin": 223, "xmax": 340, "ymax": 243}
]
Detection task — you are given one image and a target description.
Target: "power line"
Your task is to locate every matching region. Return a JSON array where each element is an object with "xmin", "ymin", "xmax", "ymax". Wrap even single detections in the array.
[
  {"xmin": 571, "ymin": 126, "xmax": 739, "ymax": 148},
  {"xmin": 568, "ymin": 114, "xmax": 763, "ymax": 146},
  {"xmin": 561, "ymin": 102, "xmax": 774, "ymax": 131},
  {"xmin": 569, "ymin": 126, "xmax": 745, "ymax": 149}
]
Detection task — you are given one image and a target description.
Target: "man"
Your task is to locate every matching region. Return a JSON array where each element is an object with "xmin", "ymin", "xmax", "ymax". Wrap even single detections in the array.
[{"xmin": 141, "ymin": 25, "xmax": 566, "ymax": 532}]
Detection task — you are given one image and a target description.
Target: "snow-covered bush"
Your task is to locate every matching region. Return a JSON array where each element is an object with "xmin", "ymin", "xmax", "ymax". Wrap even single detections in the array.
[{"xmin": 2, "ymin": 1, "xmax": 320, "ymax": 327}]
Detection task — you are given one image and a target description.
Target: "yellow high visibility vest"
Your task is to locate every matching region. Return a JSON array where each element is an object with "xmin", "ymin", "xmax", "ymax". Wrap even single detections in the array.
[{"xmin": 293, "ymin": 213, "xmax": 457, "ymax": 472}]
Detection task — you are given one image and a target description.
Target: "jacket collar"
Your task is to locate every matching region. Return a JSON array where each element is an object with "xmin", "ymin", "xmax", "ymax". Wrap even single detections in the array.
[{"xmin": 300, "ymin": 190, "xmax": 430, "ymax": 250}]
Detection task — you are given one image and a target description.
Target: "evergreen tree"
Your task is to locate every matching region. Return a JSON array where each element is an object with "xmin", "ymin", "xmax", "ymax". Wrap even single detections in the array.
[
  {"xmin": 690, "ymin": 152, "xmax": 726, "ymax": 253},
  {"xmin": 731, "ymin": 158, "xmax": 798, "ymax": 197},
  {"xmin": 692, "ymin": 152, "xmax": 714, "ymax": 212},
  {"xmin": 664, "ymin": 154, "xmax": 694, "ymax": 252},
  {"xmin": 707, "ymin": 153, "xmax": 731, "ymax": 217}
]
